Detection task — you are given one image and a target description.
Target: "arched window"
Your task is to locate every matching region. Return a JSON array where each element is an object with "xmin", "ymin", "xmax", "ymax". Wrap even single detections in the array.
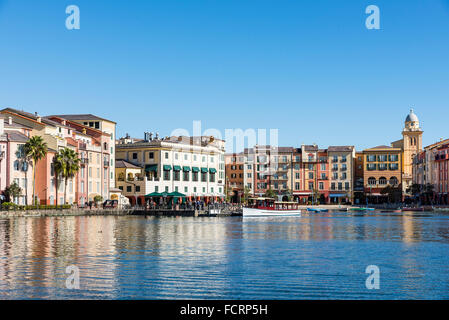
[
  {"xmin": 410, "ymin": 137, "xmax": 414, "ymax": 146},
  {"xmin": 379, "ymin": 177, "xmax": 387, "ymax": 185},
  {"xmin": 390, "ymin": 177, "xmax": 398, "ymax": 186},
  {"xmin": 368, "ymin": 177, "xmax": 376, "ymax": 185}
]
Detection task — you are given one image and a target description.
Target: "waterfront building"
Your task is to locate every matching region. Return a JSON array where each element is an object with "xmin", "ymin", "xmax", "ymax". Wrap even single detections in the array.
[
  {"xmin": 391, "ymin": 109, "xmax": 423, "ymax": 196},
  {"xmin": 0, "ymin": 117, "xmax": 34, "ymax": 204},
  {"xmin": 51, "ymin": 114, "xmax": 117, "ymax": 191},
  {"xmin": 362, "ymin": 145, "xmax": 402, "ymax": 203},
  {"xmin": 434, "ymin": 143, "xmax": 449, "ymax": 204},
  {"xmin": 225, "ymin": 153, "xmax": 244, "ymax": 203},
  {"xmin": 46, "ymin": 116, "xmax": 113, "ymax": 204},
  {"xmin": 115, "ymin": 133, "xmax": 226, "ymax": 205},
  {"xmin": 354, "ymin": 152, "xmax": 365, "ymax": 204},
  {"xmin": 328, "ymin": 146, "xmax": 355, "ymax": 204}
]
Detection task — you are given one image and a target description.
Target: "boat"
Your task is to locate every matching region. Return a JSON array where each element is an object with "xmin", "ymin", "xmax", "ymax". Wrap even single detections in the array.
[
  {"xmin": 243, "ymin": 198, "xmax": 301, "ymax": 217},
  {"xmin": 349, "ymin": 207, "xmax": 375, "ymax": 212},
  {"xmin": 307, "ymin": 208, "xmax": 329, "ymax": 213},
  {"xmin": 402, "ymin": 207, "xmax": 424, "ymax": 212}
]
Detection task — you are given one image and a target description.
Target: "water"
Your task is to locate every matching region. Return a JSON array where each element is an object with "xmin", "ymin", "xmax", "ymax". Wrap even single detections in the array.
[{"xmin": 0, "ymin": 211, "xmax": 449, "ymax": 300}]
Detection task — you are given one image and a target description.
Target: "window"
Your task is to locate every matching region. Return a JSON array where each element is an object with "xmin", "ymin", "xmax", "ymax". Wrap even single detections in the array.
[
  {"xmin": 165, "ymin": 186, "xmax": 169, "ymax": 192},
  {"xmin": 184, "ymin": 187, "xmax": 188, "ymax": 193},
  {"xmin": 149, "ymin": 152, "xmax": 154, "ymax": 159},
  {"xmin": 193, "ymin": 187, "xmax": 197, "ymax": 193},
  {"xmin": 89, "ymin": 167, "xmax": 92, "ymax": 177},
  {"xmin": 202, "ymin": 156, "xmax": 206, "ymax": 162},
  {"xmin": 296, "ymin": 173, "xmax": 300, "ymax": 179},
  {"xmin": 379, "ymin": 163, "xmax": 387, "ymax": 171},
  {"xmin": 331, "ymin": 183, "xmax": 336, "ymax": 190},
  {"xmin": 345, "ymin": 182, "xmax": 350, "ymax": 190},
  {"xmin": 126, "ymin": 186, "xmax": 132, "ymax": 192},
  {"xmin": 379, "ymin": 177, "xmax": 387, "ymax": 185},
  {"xmin": 89, "ymin": 182, "xmax": 92, "ymax": 192},
  {"xmin": 164, "ymin": 170, "xmax": 170, "ymax": 181},
  {"xmin": 367, "ymin": 164, "xmax": 376, "ymax": 171},
  {"xmin": 390, "ymin": 177, "xmax": 398, "ymax": 185},
  {"xmin": 165, "ymin": 152, "xmax": 169, "ymax": 159},
  {"xmin": 136, "ymin": 186, "xmax": 141, "ymax": 192},
  {"xmin": 378, "ymin": 155, "xmax": 388, "ymax": 162},
  {"xmin": 14, "ymin": 160, "xmax": 20, "ymax": 171},
  {"xmin": 333, "ymin": 172, "xmax": 338, "ymax": 180},
  {"xmin": 175, "ymin": 153, "xmax": 178, "ymax": 160},
  {"xmin": 389, "ymin": 154, "xmax": 399, "ymax": 162},
  {"xmin": 321, "ymin": 173, "xmax": 326, "ymax": 179},
  {"xmin": 338, "ymin": 182, "xmax": 343, "ymax": 190},
  {"xmin": 193, "ymin": 172, "xmax": 199, "ymax": 182},
  {"xmin": 308, "ymin": 182, "xmax": 314, "ymax": 190},
  {"xmin": 320, "ymin": 164, "xmax": 326, "ymax": 170},
  {"xmin": 333, "ymin": 156, "xmax": 338, "ymax": 162},
  {"xmin": 319, "ymin": 182, "xmax": 324, "ymax": 190},
  {"xmin": 389, "ymin": 163, "xmax": 399, "ymax": 170},
  {"xmin": 175, "ymin": 186, "xmax": 179, "ymax": 192},
  {"xmin": 173, "ymin": 171, "xmax": 180, "ymax": 181},
  {"xmin": 367, "ymin": 155, "xmax": 376, "ymax": 162},
  {"xmin": 247, "ymin": 173, "xmax": 252, "ymax": 178},
  {"xmin": 308, "ymin": 164, "xmax": 313, "ymax": 170},
  {"xmin": 295, "ymin": 182, "xmax": 300, "ymax": 190},
  {"xmin": 368, "ymin": 177, "xmax": 376, "ymax": 185},
  {"xmin": 201, "ymin": 172, "xmax": 207, "ymax": 182},
  {"xmin": 308, "ymin": 172, "xmax": 313, "ymax": 179},
  {"xmin": 183, "ymin": 171, "xmax": 189, "ymax": 181}
]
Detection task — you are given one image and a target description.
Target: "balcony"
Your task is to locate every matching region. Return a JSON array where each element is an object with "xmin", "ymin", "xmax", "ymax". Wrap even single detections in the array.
[
  {"xmin": 79, "ymin": 143, "xmax": 87, "ymax": 150},
  {"xmin": 80, "ymin": 158, "xmax": 89, "ymax": 165}
]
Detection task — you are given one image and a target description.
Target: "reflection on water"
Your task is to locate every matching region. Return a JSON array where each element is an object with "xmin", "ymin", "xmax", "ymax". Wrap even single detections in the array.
[{"xmin": 0, "ymin": 212, "xmax": 449, "ymax": 299}]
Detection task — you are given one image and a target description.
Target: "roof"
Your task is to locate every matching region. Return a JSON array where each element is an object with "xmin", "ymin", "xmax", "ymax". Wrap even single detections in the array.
[
  {"xmin": 115, "ymin": 159, "xmax": 142, "ymax": 169},
  {"xmin": 364, "ymin": 145, "xmax": 401, "ymax": 152},
  {"xmin": 51, "ymin": 114, "xmax": 117, "ymax": 124},
  {"xmin": 1, "ymin": 108, "xmax": 60, "ymax": 127},
  {"xmin": 405, "ymin": 109, "xmax": 419, "ymax": 123},
  {"xmin": 328, "ymin": 146, "xmax": 354, "ymax": 152},
  {"xmin": 5, "ymin": 130, "xmax": 29, "ymax": 142},
  {"xmin": 303, "ymin": 145, "xmax": 318, "ymax": 152}
]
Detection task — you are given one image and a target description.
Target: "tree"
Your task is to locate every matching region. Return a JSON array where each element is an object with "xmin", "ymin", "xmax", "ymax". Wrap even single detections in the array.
[
  {"xmin": 381, "ymin": 185, "xmax": 402, "ymax": 204},
  {"xmin": 264, "ymin": 188, "xmax": 277, "ymax": 199},
  {"xmin": 4, "ymin": 182, "xmax": 22, "ymax": 203},
  {"xmin": 16, "ymin": 145, "xmax": 30, "ymax": 205},
  {"xmin": 60, "ymin": 148, "xmax": 81, "ymax": 205},
  {"xmin": 242, "ymin": 186, "xmax": 252, "ymax": 204},
  {"xmin": 24, "ymin": 136, "xmax": 48, "ymax": 205},
  {"xmin": 52, "ymin": 150, "xmax": 65, "ymax": 207},
  {"xmin": 407, "ymin": 183, "xmax": 422, "ymax": 197}
]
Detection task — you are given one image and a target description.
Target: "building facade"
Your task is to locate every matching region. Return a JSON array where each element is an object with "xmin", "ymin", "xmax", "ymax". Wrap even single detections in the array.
[{"xmin": 116, "ymin": 134, "xmax": 226, "ymax": 205}]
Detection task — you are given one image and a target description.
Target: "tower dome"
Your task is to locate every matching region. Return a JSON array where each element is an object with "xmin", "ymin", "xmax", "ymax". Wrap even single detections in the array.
[{"xmin": 405, "ymin": 109, "xmax": 419, "ymax": 123}]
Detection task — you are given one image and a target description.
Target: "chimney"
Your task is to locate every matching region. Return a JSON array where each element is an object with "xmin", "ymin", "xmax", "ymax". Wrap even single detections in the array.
[{"xmin": 8, "ymin": 116, "xmax": 12, "ymax": 125}]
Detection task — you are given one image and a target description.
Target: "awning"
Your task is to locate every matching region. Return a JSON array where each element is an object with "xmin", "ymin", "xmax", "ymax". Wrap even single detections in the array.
[
  {"xmin": 173, "ymin": 165, "xmax": 182, "ymax": 171},
  {"xmin": 183, "ymin": 166, "xmax": 191, "ymax": 172},
  {"xmin": 145, "ymin": 164, "xmax": 158, "ymax": 172},
  {"xmin": 192, "ymin": 167, "xmax": 200, "ymax": 173},
  {"xmin": 329, "ymin": 194, "xmax": 347, "ymax": 198},
  {"xmin": 163, "ymin": 165, "xmax": 172, "ymax": 171},
  {"xmin": 145, "ymin": 192, "xmax": 162, "ymax": 197},
  {"xmin": 209, "ymin": 168, "xmax": 217, "ymax": 173},
  {"xmin": 201, "ymin": 167, "xmax": 208, "ymax": 173},
  {"xmin": 168, "ymin": 191, "xmax": 186, "ymax": 197}
]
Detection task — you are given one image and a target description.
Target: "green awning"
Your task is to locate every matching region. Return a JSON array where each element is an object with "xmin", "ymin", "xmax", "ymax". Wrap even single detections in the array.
[
  {"xmin": 183, "ymin": 166, "xmax": 191, "ymax": 172},
  {"xmin": 145, "ymin": 164, "xmax": 158, "ymax": 172},
  {"xmin": 163, "ymin": 165, "xmax": 172, "ymax": 171},
  {"xmin": 192, "ymin": 167, "xmax": 200, "ymax": 173},
  {"xmin": 209, "ymin": 168, "xmax": 217, "ymax": 173},
  {"xmin": 173, "ymin": 165, "xmax": 182, "ymax": 171},
  {"xmin": 201, "ymin": 167, "xmax": 208, "ymax": 173},
  {"xmin": 145, "ymin": 192, "xmax": 162, "ymax": 197},
  {"xmin": 168, "ymin": 191, "xmax": 186, "ymax": 197}
]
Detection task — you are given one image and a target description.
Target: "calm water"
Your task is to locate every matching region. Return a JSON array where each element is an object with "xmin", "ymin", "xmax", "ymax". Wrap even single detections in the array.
[{"xmin": 0, "ymin": 211, "xmax": 449, "ymax": 300}]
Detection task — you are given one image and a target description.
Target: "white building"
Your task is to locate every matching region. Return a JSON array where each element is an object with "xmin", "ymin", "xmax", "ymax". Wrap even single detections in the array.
[{"xmin": 116, "ymin": 134, "xmax": 225, "ymax": 205}]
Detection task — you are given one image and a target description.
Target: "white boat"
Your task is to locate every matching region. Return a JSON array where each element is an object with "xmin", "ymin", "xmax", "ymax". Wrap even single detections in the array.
[
  {"xmin": 243, "ymin": 207, "xmax": 301, "ymax": 217},
  {"xmin": 243, "ymin": 198, "xmax": 301, "ymax": 217}
]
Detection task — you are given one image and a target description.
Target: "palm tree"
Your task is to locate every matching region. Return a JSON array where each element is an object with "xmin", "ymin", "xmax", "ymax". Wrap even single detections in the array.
[
  {"xmin": 16, "ymin": 145, "xmax": 30, "ymax": 205},
  {"xmin": 60, "ymin": 148, "xmax": 80, "ymax": 205},
  {"xmin": 52, "ymin": 150, "xmax": 65, "ymax": 207},
  {"xmin": 242, "ymin": 186, "xmax": 252, "ymax": 204},
  {"xmin": 24, "ymin": 136, "xmax": 48, "ymax": 205},
  {"xmin": 264, "ymin": 188, "xmax": 277, "ymax": 199},
  {"xmin": 4, "ymin": 182, "xmax": 22, "ymax": 203}
]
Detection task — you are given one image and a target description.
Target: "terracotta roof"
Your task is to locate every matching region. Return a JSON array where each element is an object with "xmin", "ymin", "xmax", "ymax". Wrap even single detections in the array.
[
  {"xmin": 328, "ymin": 146, "xmax": 354, "ymax": 152},
  {"xmin": 303, "ymin": 145, "xmax": 318, "ymax": 152},
  {"xmin": 115, "ymin": 159, "xmax": 142, "ymax": 169},
  {"xmin": 51, "ymin": 114, "xmax": 116, "ymax": 124},
  {"xmin": 5, "ymin": 130, "xmax": 29, "ymax": 142}
]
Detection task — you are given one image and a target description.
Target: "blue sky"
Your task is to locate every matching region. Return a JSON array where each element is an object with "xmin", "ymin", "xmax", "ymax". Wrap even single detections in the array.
[{"xmin": 0, "ymin": 0, "xmax": 448, "ymax": 152}]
